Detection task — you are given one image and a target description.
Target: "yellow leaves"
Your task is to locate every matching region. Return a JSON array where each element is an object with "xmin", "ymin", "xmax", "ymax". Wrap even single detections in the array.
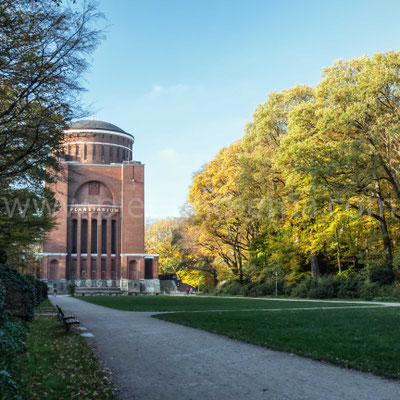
[{"xmin": 145, "ymin": 218, "xmax": 183, "ymax": 273}]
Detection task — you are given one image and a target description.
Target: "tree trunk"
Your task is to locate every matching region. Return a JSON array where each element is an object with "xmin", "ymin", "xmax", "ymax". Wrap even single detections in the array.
[
  {"xmin": 336, "ymin": 228, "xmax": 341, "ymax": 274},
  {"xmin": 375, "ymin": 181, "xmax": 393, "ymax": 269},
  {"xmin": 379, "ymin": 208, "xmax": 393, "ymax": 268},
  {"xmin": 377, "ymin": 200, "xmax": 393, "ymax": 269},
  {"xmin": 310, "ymin": 254, "xmax": 320, "ymax": 278}
]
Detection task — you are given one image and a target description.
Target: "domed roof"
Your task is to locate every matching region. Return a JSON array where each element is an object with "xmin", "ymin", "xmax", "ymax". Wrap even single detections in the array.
[{"xmin": 68, "ymin": 120, "xmax": 133, "ymax": 138}]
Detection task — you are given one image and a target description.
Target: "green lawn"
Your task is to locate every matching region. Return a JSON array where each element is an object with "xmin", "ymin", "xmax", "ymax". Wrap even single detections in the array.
[
  {"xmin": 8, "ymin": 312, "xmax": 117, "ymax": 399},
  {"xmin": 78, "ymin": 295, "xmax": 375, "ymax": 312},
  {"xmin": 36, "ymin": 298, "xmax": 52, "ymax": 307},
  {"xmin": 155, "ymin": 307, "xmax": 400, "ymax": 379}
]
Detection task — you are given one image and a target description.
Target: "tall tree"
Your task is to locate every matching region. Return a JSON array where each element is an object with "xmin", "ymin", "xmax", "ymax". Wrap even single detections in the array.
[
  {"xmin": 240, "ymin": 85, "xmax": 316, "ymax": 279},
  {"xmin": 279, "ymin": 51, "xmax": 400, "ymax": 271},
  {"xmin": 145, "ymin": 218, "xmax": 220, "ymax": 287},
  {"xmin": 189, "ymin": 141, "xmax": 255, "ymax": 282},
  {"xmin": 0, "ymin": 0, "xmax": 103, "ymax": 260}
]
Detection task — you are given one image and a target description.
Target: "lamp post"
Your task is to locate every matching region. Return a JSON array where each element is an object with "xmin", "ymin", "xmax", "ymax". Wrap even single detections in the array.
[{"xmin": 275, "ymin": 271, "xmax": 278, "ymax": 297}]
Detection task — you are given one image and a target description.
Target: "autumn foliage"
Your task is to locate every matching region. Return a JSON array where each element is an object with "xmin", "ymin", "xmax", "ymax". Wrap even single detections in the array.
[{"xmin": 148, "ymin": 51, "xmax": 400, "ymax": 295}]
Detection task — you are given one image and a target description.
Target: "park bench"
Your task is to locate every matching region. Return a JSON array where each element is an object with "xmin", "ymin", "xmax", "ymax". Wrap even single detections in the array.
[{"xmin": 56, "ymin": 305, "xmax": 80, "ymax": 332}]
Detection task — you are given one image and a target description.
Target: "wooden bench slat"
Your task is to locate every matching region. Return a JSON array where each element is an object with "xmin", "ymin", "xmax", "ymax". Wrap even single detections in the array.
[{"xmin": 56, "ymin": 305, "xmax": 80, "ymax": 332}]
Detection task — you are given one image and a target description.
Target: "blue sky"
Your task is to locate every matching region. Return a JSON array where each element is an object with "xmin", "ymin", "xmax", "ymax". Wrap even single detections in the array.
[{"xmin": 82, "ymin": 0, "xmax": 400, "ymax": 221}]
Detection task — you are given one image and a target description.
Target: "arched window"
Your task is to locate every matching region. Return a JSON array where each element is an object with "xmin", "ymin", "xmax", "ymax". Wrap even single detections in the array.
[{"xmin": 49, "ymin": 259, "xmax": 58, "ymax": 280}]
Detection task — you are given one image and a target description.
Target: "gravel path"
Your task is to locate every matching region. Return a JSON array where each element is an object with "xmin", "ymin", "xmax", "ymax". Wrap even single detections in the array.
[{"xmin": 50, "ymin": 295, "xmax": 400, "ymax": 400}]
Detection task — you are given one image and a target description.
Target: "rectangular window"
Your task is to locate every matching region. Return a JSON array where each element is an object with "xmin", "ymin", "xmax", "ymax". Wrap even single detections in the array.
[
  {"xmin": 101, "ymin": 145, "xmax": 104, "ymax": 156},
  {"xmin": 88, "ymin": 181, "xmax": 100, "ymax": 195},
  {"xmin": 81, "ymin": 219, "xmax": 88, "ymax": 253},
  {"xmin": 101, "ymin": 219, "xmax": 107, "ymax": 253},
  {"xmin": 111, "ymin": 259, "xmax": 116, "ymax": 279},
  {"xmin": 101, "ymin": 258, "xmax": 106, "ymax": 278},
  {"xmin": 84, "ymin": 144, "xmax": 87, "ymax": 160},
  {"xmin": 72, "ymin": 219, "xmax": 77, "ymax": 253},
  {"xmin": 93, "ymin": 144, "xmax": 96, "ymax": 157},
  {"xmin": 91, "ymin": 219, "xmax": 97, "ymax": 253},
  {"xmin": 145, "ymin": 258, "xmax": 153, "ymax": 279},
  {"xmin": 91, "ymin": 259, "xmax": 97, "ymax": 279},
  {"xmin": 111, "ymin": 220, "xmax": 116, "ymax": 254}
]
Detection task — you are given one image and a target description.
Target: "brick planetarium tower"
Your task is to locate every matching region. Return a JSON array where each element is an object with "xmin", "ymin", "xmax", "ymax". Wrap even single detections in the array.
[{"xmin": 40, "ymin": 120, "xmax": 160, "ymax": 294}]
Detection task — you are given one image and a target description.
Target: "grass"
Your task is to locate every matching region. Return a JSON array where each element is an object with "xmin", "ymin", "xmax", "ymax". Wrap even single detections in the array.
[
  {"xmin": 36, "ymin": 298, "xmax": 52, "ymax": 307},
  {"xmin": 78, "ymin": 295, "xmax": 375, "ymax": 312},
  {"xmin": 7, "ymin": 307, "xmax": 118, "ymax": 399},
  {"xmin": 155, "ymin": 306, "xmax": 400, "ymax": 379}
]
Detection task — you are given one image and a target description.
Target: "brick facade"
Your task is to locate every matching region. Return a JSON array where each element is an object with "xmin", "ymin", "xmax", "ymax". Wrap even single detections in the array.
[{"xmin": 40, "ymin": 120, "xmax": 159, "ymax": 293}]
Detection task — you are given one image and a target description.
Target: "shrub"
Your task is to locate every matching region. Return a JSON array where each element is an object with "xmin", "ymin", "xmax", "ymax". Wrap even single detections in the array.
[
  {"xmin": 36, "ymin": 280, "xmax": 48, "ymax": 303},
  {"xmin": 245, "ymin": 280, "xmax": 287, "ymax": 297},
  {"xmin": 67, "ymin": 282, "xmax": 76, "ymax": 297},
  {"xmin": 0, "ymin": 320, "xmax": 27, "ymax": 361},
  {"xmin": 0, "ymin": 281, "xmax": 6, "ymax": 326},
  {"xmin": 217, "ymin": 281, "xmax": 243, "ymax": 296},
  {"xmin": 0, "ymin": 369, "xmax": 19, "ymax": 399},
  {"xmin": 291, "ymin": 276, "xmax": 316, "ymax": 298},
  {"xmin": 247, "ymin": 282, "xmax": 269, "ymax": 297},
  {"xmin": 311, "ymin": 275, "xmax": 340, "ymax": 299},
  {"xmin": 358, "ymin": 281, "xmax": 383, "ymax": 300},
  {"xmin": 26, "ymin": 276, "xmax": 48, "ymax": 305},
  {"xmin": 369, "ymin": 266, "xmax": 396, "ymax": 285},
  {"xmin": 337, "ymin": 274, "xmax": 365, "ymax": 298},
  {"xmin": 292, "ymin": 275, "xmax": 360, "ymax": 299},
  {"xmin": 0, "ymin": 264, "xmax": 36, "ymax": 321},
  {"xmin": 200, "ymin": 286, "xmax": 216, "ymax": 295}
]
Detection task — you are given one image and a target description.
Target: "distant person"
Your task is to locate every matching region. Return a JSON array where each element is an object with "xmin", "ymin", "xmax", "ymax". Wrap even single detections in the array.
[
  {"xmin": 53, "ymin": 287, "xmax": 57, "ymax": 297},
  {"xmin": 186, "ymin": 287, "xmax": 190, "ymax": 295}
]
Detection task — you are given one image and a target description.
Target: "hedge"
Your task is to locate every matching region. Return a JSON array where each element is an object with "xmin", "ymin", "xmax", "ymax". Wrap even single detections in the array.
[{"xmin": 0, "ymin": 264, "xmax": 48, "ymax": 396}]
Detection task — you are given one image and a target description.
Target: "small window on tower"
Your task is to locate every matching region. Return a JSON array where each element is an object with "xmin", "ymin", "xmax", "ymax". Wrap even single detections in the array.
[
  {"xmin": 84, "ymin": 144, "xmax": 87, "ymax": 159},
  {"xmin": 101, "ymin": 145, "xmax": 104, "ymax": 156},
  {"xmin": 93, "ymin": 144, "xmax": 96, "ymax": 158},
  {"xmin": 88, "ymin": 181, "xmax": 100, "ymax": 195}
]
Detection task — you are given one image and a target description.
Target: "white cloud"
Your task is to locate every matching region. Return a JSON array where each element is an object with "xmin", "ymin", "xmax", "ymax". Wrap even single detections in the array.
[
  {"xmin": 158, "ymin": 148, "xmax": 179, "ymax": 161},
  {"xmin": 151, "ymin": 85, "xmax": 164, "ymax": 93}
]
